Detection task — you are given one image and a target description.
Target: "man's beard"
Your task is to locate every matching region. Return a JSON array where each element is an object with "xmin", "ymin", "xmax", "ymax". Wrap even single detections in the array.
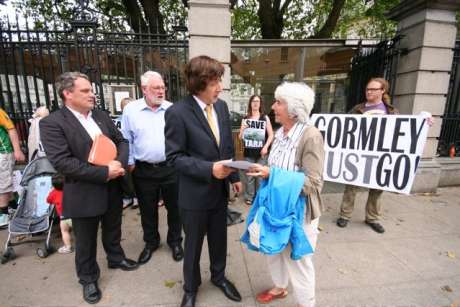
[{"xmin": 150, "ymin": 97, "xmax": 164, "ymax": 105}]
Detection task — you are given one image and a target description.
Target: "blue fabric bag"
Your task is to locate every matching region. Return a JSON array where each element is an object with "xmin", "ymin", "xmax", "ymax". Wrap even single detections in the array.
[{"xmin": 241, "ymin": 167, "xmax": 313, "ymax": 260}]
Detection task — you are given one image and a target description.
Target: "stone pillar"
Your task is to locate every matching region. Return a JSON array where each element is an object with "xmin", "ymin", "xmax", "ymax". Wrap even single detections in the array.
[
  {"xmin": 188, "ymin": 0, "xmax": 232, "ymax": 103},
  {"xmin": 387, "ymin": 0, "xmax": 460, "ymax": 193}
]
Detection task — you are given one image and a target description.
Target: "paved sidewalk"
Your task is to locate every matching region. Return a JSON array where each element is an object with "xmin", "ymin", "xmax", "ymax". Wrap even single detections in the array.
[{"xmin": 1, "ymin": 185, "xmax": 459, "ymax": 307}]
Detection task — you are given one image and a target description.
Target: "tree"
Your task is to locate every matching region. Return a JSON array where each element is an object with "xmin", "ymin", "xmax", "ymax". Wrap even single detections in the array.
[
  {"xmin": 8, "ymin": 0, "xmax": 186, "ymax": 34},
  {"xmin": 7, "ymin": 0, "xmax": 399, "ymax": 39},
  {"xmin": 232, "ymin": 0, "xmax": 399, "ymax": 39}
]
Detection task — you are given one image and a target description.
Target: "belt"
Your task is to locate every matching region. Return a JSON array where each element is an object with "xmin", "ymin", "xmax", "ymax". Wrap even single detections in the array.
[{"xmin": 135, "ymin": 160, "xmax": 168, "ymax": 168}]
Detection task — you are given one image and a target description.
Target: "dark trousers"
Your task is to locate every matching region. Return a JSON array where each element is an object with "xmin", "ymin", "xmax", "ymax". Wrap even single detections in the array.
[
  {"xmin": 132, "ymin": 162, "xmax": 182, "ymax": 248},
  {"xmin": 72, "ymin": 183, "xmax": 125, "ymax": 285},
  {"xmin": 181, "ymin": 203, "xmax": 227, "ymax": 293},
  {"xmin": 120, "ymin": 171, "xmax": 135, "ymax": 198}
]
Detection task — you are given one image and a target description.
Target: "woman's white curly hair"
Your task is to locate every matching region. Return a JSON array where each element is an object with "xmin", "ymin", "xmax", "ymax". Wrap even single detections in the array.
[{"xmin": 274, "ymin": 82, "xmax": 315, "ymax": 124}]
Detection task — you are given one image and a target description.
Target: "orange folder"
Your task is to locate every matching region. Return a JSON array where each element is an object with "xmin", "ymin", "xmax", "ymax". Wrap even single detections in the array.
[{"xmin": 88, "ymin": 134, "xmax": 117, "ymax": 166}]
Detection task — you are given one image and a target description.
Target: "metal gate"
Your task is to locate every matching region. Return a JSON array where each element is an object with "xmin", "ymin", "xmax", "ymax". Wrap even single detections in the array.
[
  {"xmin": 0, "ymin": 8, "xmax": 188, "ymax": 153},
  {"xmin": 437, "ymin": 40, "xmax": 460, "ymax": 157},
  {"xmin": 347, "ymin": 35, "xmax": 404, "ymax": 111}
]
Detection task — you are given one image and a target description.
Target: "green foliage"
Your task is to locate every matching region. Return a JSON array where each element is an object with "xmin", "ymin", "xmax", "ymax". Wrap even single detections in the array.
[
  {"xmin": 8, "ymin": 0, "xmax": 400, "ymax": 39},
  {"xmin": 231, "ymin": 0, "xmax": 399, "ymax": 40},
  {"xmin": 231, "ymin": 0, "xmax": 260, "ymax": 39},
  {"xmin": 159, "ymin": 0, "xmax": 187, "ymax": 33},
  {"xmin": 8, "ymin": 0, "xmax": 186, "ymax": 32},
  {"xmin": 334, "ymin": 0, "xmax": 399, "ymax": 39}
]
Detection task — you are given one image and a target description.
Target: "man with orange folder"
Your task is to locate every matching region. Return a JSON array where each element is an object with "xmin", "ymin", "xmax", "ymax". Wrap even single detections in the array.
[{"xmin": 40, "ymin": 72, "xmax": 138, "ymax": 304}]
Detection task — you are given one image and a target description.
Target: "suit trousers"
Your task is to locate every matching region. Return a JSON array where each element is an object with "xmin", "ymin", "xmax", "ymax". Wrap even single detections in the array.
[
  {"xmin": 132, "ymin": 163, "xmax": 182, "ymax": 248},
  {"xmin": 120, "ymin": 171, "xmax": 135, "ymax": 198},
  {"xmin": 339, "ymin": 184, "xmax": 384, "ymax": 222},
  {"xmin": 267, "ymin": 218, "xmax": 319, "ymax": 307},
  {"xmin": 72, "ymin": 182, "xmax": 125, "ymax": 285},
  {"xmin": 180, "ymin": 203, "xmax": 227, "ymax": 293}
]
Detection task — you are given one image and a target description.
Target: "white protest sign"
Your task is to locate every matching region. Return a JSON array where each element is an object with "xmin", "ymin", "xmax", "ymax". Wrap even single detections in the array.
[
  {"xmin": 310, "ymin": 114, "xmax": 429, "ymax": 194},
  {"xmin": 242, "ymin": 119, "xmax": 266, "ymax": 149}
]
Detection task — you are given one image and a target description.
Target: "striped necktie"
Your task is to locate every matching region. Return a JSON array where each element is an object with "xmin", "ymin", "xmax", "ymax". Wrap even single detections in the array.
[{"xmin": 205, "ymin": 104, "xmax": 220, "ymax": 145}]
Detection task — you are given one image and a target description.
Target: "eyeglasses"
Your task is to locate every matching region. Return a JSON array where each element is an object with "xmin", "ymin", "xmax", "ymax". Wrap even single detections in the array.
[
  {"xmin": 150, "ymin": 86, "xmax": 167, "ymax": 91},
  {"xmin": 366, "ymin": 88, "xmax": 383, "ymax": 92}
]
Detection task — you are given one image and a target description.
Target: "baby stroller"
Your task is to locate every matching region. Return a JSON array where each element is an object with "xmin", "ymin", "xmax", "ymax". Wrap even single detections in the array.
[{"xmin": 1, "ymin": 156, "xmax": 57, "ymax": 264}]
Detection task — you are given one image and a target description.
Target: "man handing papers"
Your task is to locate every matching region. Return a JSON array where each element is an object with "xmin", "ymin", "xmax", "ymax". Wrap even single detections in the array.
[{"xmin": 223, "ymin": 160, "xmax": 256, "ymax": 170}]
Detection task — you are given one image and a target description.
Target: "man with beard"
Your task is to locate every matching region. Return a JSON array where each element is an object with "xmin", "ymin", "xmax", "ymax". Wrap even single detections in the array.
[{"xmin": 121, "ymin": 71, "xmax": 183, "ymax": 264}]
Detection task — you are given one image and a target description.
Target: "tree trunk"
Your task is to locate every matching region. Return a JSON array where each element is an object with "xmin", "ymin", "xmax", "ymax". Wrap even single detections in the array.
[
  {"xmin": 257, "ymin": 0, "xmax": 293, "ymax": 39},
  {"xmin": 139, "ymin": 0, "xmax": 166, "ymax": 34},
  {"xmin": 312, "ymin": 0, "xmax": 346, "ymax": 38},
  {"xmin": 122, "ymin": 0, "xmax": 148, "ymax": 33}
]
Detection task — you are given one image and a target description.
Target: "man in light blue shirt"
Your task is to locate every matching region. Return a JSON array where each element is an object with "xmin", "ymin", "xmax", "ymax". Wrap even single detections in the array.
[{"xmin": 121, "ymin": 71, "xmax": 183, "ymax": 265}]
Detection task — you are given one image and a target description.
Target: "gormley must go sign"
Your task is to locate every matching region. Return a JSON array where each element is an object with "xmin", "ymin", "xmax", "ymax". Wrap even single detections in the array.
[{"xmin": 311, "ymin": 114, "xmax": 430, "ymax": 194}]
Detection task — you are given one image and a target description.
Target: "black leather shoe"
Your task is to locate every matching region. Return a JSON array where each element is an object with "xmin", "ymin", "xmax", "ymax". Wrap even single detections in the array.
[
  {"xmin": 365, "ymin": 221, "xmax": 385, "ymax": 233},
  {"xmin": 336, "ymin": 218, "xmax": 348, "ymax": 228},
  {"xmin": 108, "ymin": 258, "xmax": 139, "ymax": 271},
  {"xmin": 137, "ymin": 244, "xmax": 160, "ymax": 265},
  {"xmin": 171, "ymin": 245, "xmax": 184, "ymax": 262},
  {"xmin": 180, "ymin": 292, "xmax": 196, "ymax": 307},
  {"xmin": 83, "ymin": 282, "xmax": 101, "ymax": 304},
  {"xmin": 212, "ymin": 278, "xmax": 242, "ymax": 302}
]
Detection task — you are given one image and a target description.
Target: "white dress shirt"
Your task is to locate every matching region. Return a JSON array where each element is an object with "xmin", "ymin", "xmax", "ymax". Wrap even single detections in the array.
[
  {"xmin": 66, "ymin": 106, "xmax": 102, "ymax": 140},
  {"xmin": 193, "ymin": 95, "xmax": 220, "ymax": 141}
]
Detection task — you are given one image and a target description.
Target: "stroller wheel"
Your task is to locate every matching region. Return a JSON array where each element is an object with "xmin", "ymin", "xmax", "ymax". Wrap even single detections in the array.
[
  {"xmin": 46, "ymin": 245, "xmax": 56, "ymax": 255},
  {"xmin": 1, "ymin": 247, "xmax": 16, "ymax": 264},
  {"xmin": 36, "ymin": 247, "xmax": 48, "ymax": 258}
]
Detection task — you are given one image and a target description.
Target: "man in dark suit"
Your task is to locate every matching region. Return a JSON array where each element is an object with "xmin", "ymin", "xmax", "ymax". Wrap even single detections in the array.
[
  {"xmin": 165, "ymin": 56, "xmax": 242, "ymax": 307},
  {"xmin": 40, "ymin": 72, "xmax": 138, "ymax": 304}
]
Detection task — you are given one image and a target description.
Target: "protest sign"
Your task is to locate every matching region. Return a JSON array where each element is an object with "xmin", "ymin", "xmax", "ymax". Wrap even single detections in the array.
[
  {"xmin": 242, "ymin": 118, "xmax": 266, "ymax": 149},
  {"xmin": 311, "ymin": 114, "xmax": 429, "ymax": 194}
]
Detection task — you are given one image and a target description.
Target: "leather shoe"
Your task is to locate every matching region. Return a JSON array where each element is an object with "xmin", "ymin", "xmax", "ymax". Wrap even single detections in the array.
[
  {"xmin": 82, "ymin": 282, "xmax": 101, "ymax": 304},
  {"xmin": 180, "ymin": 292, "xmax": 196, "ymax": 307},
  {"xmin": 212, "ymin": 278, "xmax": 242, "ymax": 302},
  {"xmin": 171, "ymin": 245, "xmax": 184, "ymax": 262},
  {"xmin": 256, "ymin": 288, "xmax": 288, "ymax": 304},
  {"xmin": 108, "ymin": 258, "xmax": 139, "ymax": 271},
  {"xmin": 336, "ymin": 218, "xmax": 348, "ymax": 228},
  {"xmin": 137, "ymin": 244, "xmax": 160, "ymax": 265},
  {"xmin": 365, "ymin": 221, "xmax": 385, "ymax": 233}
]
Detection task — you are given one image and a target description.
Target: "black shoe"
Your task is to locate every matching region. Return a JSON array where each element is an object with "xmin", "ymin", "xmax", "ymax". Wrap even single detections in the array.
[
  {"xmin": 365, "ymin": 221, "xmax": 385, "ymax": 233},
  {"xmin": 212, "ymin": 278, "xmax": 242, "ymax": 302},
  {"xmin": 137, "ymin": 244, "xmax": 160, "ymax": 265},
  {"xmin": 171, "ymin": 245, "xmax": 184, "ymax": 262},
  {"xmin": 336, "ymin": 218, "xmax": 348, "ymax": 228},
  {"xmin": 82, "ymin": 282, "xmax": 101, "ymax": 304},
  {"xmin": 180, "ymin": 292, "xmax": 196, "ymax": 307},
  {"xmin": 108, "ymin": 258, "xmax": 139, "ymax": 271}
]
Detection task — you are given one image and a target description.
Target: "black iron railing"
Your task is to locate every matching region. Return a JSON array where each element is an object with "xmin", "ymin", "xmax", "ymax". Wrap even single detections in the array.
[
  {"xmin": 347, "ymin": 35, "xmax": 404, "ymax": 111},
  {"xmin": 0, "ymin": 7, "xmax": 188, "ymax": 154},
  {"xmin": 437, "ymin": 40, "xmax": 460, "ymax": 157}
]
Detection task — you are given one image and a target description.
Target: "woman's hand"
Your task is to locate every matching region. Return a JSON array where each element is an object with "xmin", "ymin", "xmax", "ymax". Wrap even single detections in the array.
[
  {"xmin": 260, "ymin": 146, "xmax": 268, "ymax": 158},
  {"xmin": 247, "ymin": 164, "xmax": 270, "ymax": 179}
]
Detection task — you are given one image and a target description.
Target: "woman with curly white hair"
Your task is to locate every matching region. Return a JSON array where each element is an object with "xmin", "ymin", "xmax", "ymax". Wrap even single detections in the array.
[{"xmin": 247, "ymin": 81, "xmax": 325, "ymax": 307}]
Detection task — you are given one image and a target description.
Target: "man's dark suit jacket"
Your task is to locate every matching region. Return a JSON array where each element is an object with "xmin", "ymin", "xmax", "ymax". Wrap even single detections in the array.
[
  {"xmin": 40, "ymin": 106, "xmax": 128, "ymax": 218},
  {"xmin": 165, "ymin": 96, "xmax": 239, "ymax": 210}
]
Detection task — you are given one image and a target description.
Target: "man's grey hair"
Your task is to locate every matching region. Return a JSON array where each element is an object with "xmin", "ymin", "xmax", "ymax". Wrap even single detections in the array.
[
  {"xmin": 140, "ymin": 71, "xmax": 163, "ymax": 87},
  {"xmin": 274, "ymin": 82, "xmax": 315, "ymax": 123},
  {"xmin": 56, "ymin": 72, "xmax": 90, "ymax": 101}
]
